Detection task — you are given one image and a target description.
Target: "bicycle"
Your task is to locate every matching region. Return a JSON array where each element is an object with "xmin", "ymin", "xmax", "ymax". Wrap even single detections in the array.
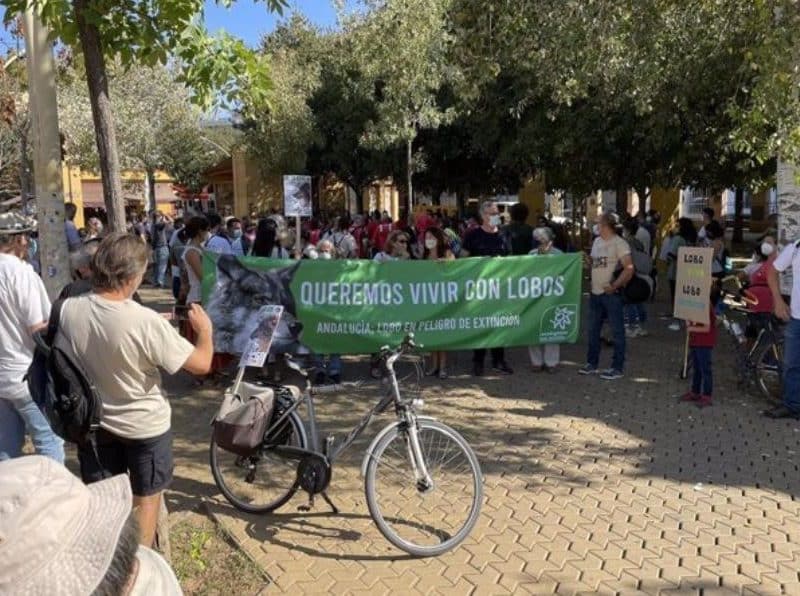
[{"xmin": 209, "ymin": 333, "xmax": 483, "ymax": 557}]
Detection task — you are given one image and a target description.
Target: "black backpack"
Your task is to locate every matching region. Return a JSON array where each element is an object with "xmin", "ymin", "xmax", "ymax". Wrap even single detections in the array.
[{"xmin": 26, "ymin": 299, "xmax": 103, "ymax": 446}]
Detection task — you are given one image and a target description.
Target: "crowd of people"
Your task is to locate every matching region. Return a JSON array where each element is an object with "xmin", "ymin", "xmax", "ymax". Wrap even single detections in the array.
[{"xmin": 3, "ymin": 195, "xmax": 800, "ymax": 593}]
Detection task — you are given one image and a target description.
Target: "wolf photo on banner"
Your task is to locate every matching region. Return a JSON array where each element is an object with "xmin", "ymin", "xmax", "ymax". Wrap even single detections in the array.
[
  {"xmin": 202, "ymin": 252, "xmax": 583, "ymax": 355},
  {"xmin": 283, "ymin": 175, "xmax": 313, "ymax": 218}
]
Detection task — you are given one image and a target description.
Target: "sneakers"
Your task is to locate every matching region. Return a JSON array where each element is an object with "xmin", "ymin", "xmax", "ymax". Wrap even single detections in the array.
[
  {"xmin": 636, "ymin": 327, "xmax": 649, "ymax": 337},
  {"xmin": 668, "ymin": 321, "xmax": 681, "ymax": 332},
  {"xmin": 578, "ymin": 364, "xmax": 599, "ymax": 375},
  {"xmin": 680, "ymin": 391, "xmax": 700, "ymax": 402},
  {"xmin": 696, "ymin": 395, "xmax": 713, "ymax": 408},
  {"xmin": 599, "ymin": 368, "xmax": 624, "ymax": 380},
  {"xmin": 492, "ymin": 362, "xmax": 514, "ymax": 375},
  {"xmin": 625, "ymin": 326, "xmax": 638, "ymax": 338}
]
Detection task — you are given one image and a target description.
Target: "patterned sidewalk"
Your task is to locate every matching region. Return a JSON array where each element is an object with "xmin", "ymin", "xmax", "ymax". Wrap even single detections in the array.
[{"xmin": 162, "ymin": 309, "xmax": 800, "ymax": 595}]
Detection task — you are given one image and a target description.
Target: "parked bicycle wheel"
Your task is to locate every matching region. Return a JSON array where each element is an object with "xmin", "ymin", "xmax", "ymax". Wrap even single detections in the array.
[
  {"xmin": 753, "ymin": 337, "xmax": 784, "ymax": 404},
  {"xmin": 210, "ymin": 409, "xmax": 306, "ymax": 513},
  {"xmin": 365, "ymin": 418, "xmax": 482, "ymax": 557}
]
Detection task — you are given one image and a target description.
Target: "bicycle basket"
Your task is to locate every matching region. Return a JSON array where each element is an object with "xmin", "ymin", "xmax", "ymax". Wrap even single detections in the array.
[{"xmin": 213, "ymin": 388, "xmax": 275, "ymax": 456}]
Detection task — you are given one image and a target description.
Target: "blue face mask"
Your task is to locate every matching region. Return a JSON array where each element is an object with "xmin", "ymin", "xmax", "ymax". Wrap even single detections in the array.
[{"xmin": 232, "ymin": 229, "xmax": 243, "ymax": 240}]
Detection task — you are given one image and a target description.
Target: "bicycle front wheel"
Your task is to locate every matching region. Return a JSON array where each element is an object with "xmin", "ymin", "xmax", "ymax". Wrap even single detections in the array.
[
  {"xmin": 365, "ymin": 418, "xmax": 482, "ymax": 557},
  {"xmin": 754, "ymin": 336, "xmax": 784, "ymax": 404},
  {"xmin": 210, "ymin": 409, "xmax": 306, "ymax": 514}
]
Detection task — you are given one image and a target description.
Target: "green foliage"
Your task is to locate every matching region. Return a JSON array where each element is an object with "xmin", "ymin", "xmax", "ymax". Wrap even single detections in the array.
[
  {"xmin": 58, "ymin": 60, "xmax": 231, "ymax": 190},
  {"xmin": 2, "ymin": 0, "xmax": 289, "ymax": 112}
]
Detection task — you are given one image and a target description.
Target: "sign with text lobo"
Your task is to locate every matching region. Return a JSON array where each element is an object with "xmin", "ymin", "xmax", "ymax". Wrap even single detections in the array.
[{"xmin": 673, "ymin": 246, "xmax": 714, "ymax": 325}]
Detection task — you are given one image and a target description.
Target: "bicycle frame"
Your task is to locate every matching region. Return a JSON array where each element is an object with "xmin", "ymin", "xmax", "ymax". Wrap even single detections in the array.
[{"xmin": 261, "ymin": 350, "xmax": 415, "ymax": 466}]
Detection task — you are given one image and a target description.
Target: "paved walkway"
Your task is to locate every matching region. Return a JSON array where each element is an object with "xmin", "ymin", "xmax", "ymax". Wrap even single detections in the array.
[{"xmin": 153, "ymin": 290, "xmax": 800, "ymax": 595}]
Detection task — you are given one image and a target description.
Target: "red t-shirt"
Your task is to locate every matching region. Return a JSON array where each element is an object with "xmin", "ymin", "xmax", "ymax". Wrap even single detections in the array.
[
  {"xmin": 689, "ymin": 308, "xmax": 717, "ymax": 348},
  {"xmin": 371, "ymin": 223, "xmax": 393, "ymax": 252},
  {"xmin": 748, "ymin": 261, "xmax": 774, "ymax": 314}
]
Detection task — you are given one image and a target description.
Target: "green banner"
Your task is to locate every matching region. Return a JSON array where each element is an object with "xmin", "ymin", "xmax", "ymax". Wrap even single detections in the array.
[{"xmin": 202, "ymin": 253, "xmax": 582, "ymax": 355}]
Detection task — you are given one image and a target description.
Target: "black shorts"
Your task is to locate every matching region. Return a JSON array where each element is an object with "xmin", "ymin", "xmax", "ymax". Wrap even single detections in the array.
[{"xmin": 78, "ymin": 428, "xmax": 173, "ymax": 497}]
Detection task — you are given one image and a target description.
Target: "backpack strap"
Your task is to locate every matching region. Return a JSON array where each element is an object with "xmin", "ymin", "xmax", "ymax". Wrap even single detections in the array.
[{"xmin": 45, "ymin": 298, "xmax": 66, "ymax": 346}]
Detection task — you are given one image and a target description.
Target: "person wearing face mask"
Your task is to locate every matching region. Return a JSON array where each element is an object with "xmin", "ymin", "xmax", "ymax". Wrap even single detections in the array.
[
  {"xmin": 232, "ymin": 223, "xmax": 257, "ymax": 257},
  {"xmin": 461, "ymin": 200, "xmax": 513, "ymax": 376},
  {"xmin": 528, "ymin": 227, "xmax": 563, "ymax": 372},
  {"xmin": 743, "ymin": 238, "xmax": 777, "ymax": 342},
  {"xmin": 226, "ymin": 218, "xmax": 243, "ymax": 245},
  {"xmin": 310, "ymin": 239, "xmax": 343, "ymax": 384},
  {"xmin": 181, "ymin": 216, "xmax": 211, "ymax": 317},
  {"xmin": 423, "ymin": 227, "xmax": 455, "ymax": 379}
]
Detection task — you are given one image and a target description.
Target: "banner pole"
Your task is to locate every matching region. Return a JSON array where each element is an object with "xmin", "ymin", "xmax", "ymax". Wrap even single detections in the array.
[
  {"xmin": 682, "ymin": 325, "xmax": 690, "ymax": 379},
  {"xmin": 295, "ymin": 215, "xmax": 302, "ymax": 255}
]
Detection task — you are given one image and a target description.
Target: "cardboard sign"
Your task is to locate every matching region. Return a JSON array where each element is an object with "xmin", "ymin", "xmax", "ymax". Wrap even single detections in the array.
[
  {"xmin": 283, "ymin": 175, "xmax": 312, "ymax": 217},
  {"xmin": 239, "ymin": 305, "xmax": 285, "ymax": 368},
  {"xmin": 673, "ymin": 246, "xmax": 714, "ymax": 324}
]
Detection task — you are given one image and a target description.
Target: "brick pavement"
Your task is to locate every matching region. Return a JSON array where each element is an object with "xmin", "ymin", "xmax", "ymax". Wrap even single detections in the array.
[{"xmin": 159, "ymin": 293, "xmax": 800, "ymax": 595}]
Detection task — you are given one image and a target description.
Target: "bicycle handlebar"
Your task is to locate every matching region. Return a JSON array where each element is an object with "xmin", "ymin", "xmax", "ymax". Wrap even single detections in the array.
[{"xmin": 378, "ymin": 333, "xmax": 423, "ymax": 359}]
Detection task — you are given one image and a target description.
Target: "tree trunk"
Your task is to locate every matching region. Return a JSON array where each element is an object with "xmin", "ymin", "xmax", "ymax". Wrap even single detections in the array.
[
  {"xmin": 19, "ymin": 121, "xmax": 32, "ymax": 202},
  {"xmin": 616, "ymin": 184, "xmax": 629, "ymax": 216},
  {"xmin": 146, "ymin": 167, "xmax": 157, "ymax": 215},
  {"xmin": 405, "ymin": 137, "xmax": 413, "ymax": 217},
  {"xmin": 733, "ymin": 187, "xmax": 745, "ymax": 243},
  {"xmin": 777, "ymin": 160, "xmax": 800, "ymax": 243},
  {"xmin": 73, "ymin": 0, "xmax": 125, "ymax": 232},
  {"xmin": 22, "ymin": 8, "xmax": 71, "ymax": 299}
]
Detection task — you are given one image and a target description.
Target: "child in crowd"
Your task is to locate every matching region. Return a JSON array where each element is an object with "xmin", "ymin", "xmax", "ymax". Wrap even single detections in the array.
[{"xmin": 681, "ymin": 286, "xmax": 720, "ymax": 408}]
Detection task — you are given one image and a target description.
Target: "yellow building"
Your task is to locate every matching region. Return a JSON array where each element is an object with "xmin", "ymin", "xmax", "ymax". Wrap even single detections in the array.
[{"xmin": 62, "ymin": 165, "xmax": 179, "ymax": 228}]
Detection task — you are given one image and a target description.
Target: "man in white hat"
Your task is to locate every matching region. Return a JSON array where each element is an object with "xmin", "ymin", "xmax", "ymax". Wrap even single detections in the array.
[
  {"xmin": 0, "ymin": 211, "xmax": 63, "ymax": 462},
  {"xmin": 0, "ymin": 455, "xmax": 183, "ymax": 595}
]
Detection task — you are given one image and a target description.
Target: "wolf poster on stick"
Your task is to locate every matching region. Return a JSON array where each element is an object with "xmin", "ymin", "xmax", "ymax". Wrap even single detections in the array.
[
  {"xmin": 673, "ymin": 247, "xmax": 714, "ymax": 325},
  {"xmin": 283, "ymin": 175, "xmax": 312, "ymax": 218},
  {"xmin": 203, "ymin": 253, "xmax": 583, "ymax": 355}
]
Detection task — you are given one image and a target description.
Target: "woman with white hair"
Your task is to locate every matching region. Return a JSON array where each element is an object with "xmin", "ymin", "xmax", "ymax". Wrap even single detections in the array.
[{"xmin": 528, "ymin": 226, "xmax": 563, "ymax": 372}]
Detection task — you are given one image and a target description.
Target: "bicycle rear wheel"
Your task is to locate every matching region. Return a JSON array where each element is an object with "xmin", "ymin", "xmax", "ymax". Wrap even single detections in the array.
[
  {"xmin": 753, "ymin": 337, "xmax": 784, "ymax": 404},
  {"xmin": 365, "ymin": 418, "xmax": 482, "ymax": 557},
  {"xmin": 210, "ymin": 410, "xmax": 306, "ymax": 513}
]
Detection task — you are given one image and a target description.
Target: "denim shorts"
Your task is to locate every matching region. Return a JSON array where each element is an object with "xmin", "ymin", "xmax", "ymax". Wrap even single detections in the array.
[{"xmin": 78, "ymin": 428, "xmax": 173, "ymax": 497}]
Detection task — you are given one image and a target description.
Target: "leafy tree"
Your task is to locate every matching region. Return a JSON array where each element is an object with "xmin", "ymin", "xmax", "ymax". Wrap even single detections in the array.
[
  {"xmin": 59, "ymin": 61, "xmax": 230, "ymax": 210},
  {"xmin": 3, "ymin": 0, "xmax": 288, "ymax": 230}
]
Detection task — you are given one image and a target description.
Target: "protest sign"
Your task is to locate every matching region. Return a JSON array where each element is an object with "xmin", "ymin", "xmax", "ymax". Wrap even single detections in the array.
[
  {"xmin": 202, "ymin": 253, "xmax": 583, "ymax": 355},
  {"xmin": 239, "ymin": 305, "xmax": 284, "ymax": 368},
  {"xmin": 673, "ymin": 246, "xmax": 714, "ymax": 324},
  {"xmin": 283, "ymin": 175, "xmax": 312, "ymax": 217}
]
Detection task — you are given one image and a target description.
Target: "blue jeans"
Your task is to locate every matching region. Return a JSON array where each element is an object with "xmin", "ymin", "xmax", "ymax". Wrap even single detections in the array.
[
  {"xmin": 625, "ymin": 302, "xmax": 648, "ymax": 326},
  {"xmin": 153, "ymin": 246, "xmax": 169, "ymax": 287},
  {"xmin": 0, "ymin": 396, "xmax": 64, "ymax": 463},
  {"xmin": 587, "ymin": 293, "xmax": 626, "ymax": 371},
  {"xmin": 314, "ymin": 354, "xmax": 342, "ymax": 378},
  {"xmin": 783, "ymin": 318, "xmax": 800, "ymax": 413},
  {"xmin": 172, "ymin": 275, "xmax": 182, "ymax": 300},
  {"xmin": 690, "ymin": 347, "xmax": 713, "ymax": 395}
]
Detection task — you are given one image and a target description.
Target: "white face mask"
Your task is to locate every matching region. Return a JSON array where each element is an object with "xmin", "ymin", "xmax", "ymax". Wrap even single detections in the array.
[
  {"xmin": 489, "ymin": 215, "xmax": 501, "ymax": 227},
  {"xmin": 761, "ymin": 242, "xmax": 775, "ymax": 256},
  {"xmin": 319, "ymin": 251, "xmax": 332, "ymax": 260},
  {"xmin": 425, "ymin": 238, "xmax": 438, "ymax": 250},
  {"xmin": 592, "ymin": 224, "xmax": 600, "ymax": 237}
]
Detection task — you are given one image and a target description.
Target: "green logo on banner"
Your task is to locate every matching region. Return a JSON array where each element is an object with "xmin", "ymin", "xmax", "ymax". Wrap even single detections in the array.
[{"xmin": 539, "ymin": 304, "xmax": 579, "ymax": 343}]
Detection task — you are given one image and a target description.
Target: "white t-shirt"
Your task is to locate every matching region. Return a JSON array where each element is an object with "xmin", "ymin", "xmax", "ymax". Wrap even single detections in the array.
[
  {"xmin": 130, "ymin": 546, "xmax": 183, "ymax": 596},
  {"xmin": 773, "ymin": 242, "xmax": 800, "ymax": 319},
  {"xmin": 182, "ymin": 246, "xmax": 203, "ymax": 304},
  {"xmin": 590, "ymin": 235, "xmax": 631, "ymax": 295},
  {"xmin": 58, "ymin": 294, "xmax": 195, "ymax": 439},
  {"xmin": 0, "ymin": 254, "xmax": 50, "ymax": 390},
  {"xmin": 205, "ymin": 234, "xmax": 232, "ymax": 255}
]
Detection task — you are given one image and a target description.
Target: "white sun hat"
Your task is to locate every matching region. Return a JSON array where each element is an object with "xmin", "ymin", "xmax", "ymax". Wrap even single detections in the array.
[{"xmin": 0, "ymin": 455, "xmax": 132, "ymax": 596}]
